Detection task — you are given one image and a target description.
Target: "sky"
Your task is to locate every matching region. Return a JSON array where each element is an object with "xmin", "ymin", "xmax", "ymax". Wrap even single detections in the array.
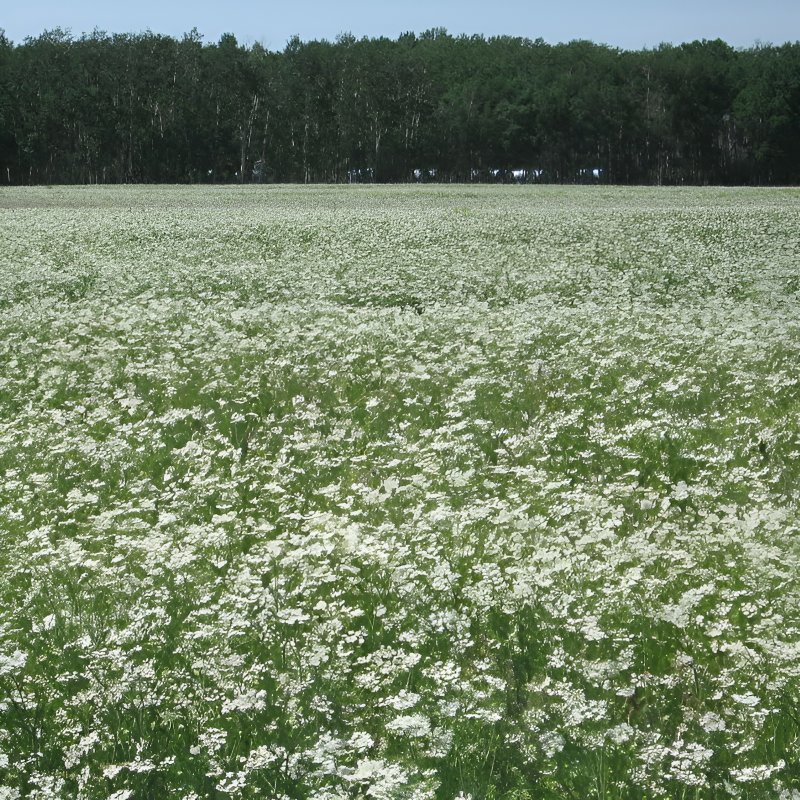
[{"xmin": 2, "ymin": 0, "xmax": 798, "ymax": 51}]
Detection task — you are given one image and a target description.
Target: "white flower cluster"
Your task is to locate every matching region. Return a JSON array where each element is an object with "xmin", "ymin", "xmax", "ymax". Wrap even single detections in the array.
[{"xmin": 0, "ymin": 185, "xmax": 798, "ymax": 799}]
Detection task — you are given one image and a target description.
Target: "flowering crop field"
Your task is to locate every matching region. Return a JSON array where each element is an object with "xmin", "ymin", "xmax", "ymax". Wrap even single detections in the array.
[{"xmin": 1, "ymin": 185, "xmax": 800, "ymax": 800}]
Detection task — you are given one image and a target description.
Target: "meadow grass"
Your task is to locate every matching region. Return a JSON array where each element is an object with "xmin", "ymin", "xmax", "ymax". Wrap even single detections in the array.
[{"xmin": 1, "ymin": 185, "xmax": 800, "ymax": 799}]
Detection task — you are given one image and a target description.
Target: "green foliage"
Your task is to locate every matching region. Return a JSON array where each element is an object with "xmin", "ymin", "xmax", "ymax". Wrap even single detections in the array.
[
  {"xmin": 1, "ymin": 32, "xmax": 800, "ymax": 184},
  {"xmin": 0, "ymin": 185, "xmax": 800, "ymax": 799}
]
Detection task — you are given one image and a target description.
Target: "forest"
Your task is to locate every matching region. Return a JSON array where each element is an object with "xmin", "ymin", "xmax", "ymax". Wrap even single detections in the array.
[{"xmin": 0, "ymin": 27, "xmax": 799, "ymax": 185}]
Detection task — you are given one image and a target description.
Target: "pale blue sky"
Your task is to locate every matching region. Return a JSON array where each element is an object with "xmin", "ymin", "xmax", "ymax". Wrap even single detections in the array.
[{"xmin": 3, "ymin": 0, "xmax": 798, "ymax": 50}]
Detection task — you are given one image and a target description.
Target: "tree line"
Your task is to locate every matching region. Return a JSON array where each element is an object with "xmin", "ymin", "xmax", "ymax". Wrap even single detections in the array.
[{"xmin": 0, "ymin": 27, "xmax": 799, "ymax": 185}]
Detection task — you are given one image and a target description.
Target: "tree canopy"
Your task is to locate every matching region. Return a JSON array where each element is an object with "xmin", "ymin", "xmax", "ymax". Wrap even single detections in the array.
[{"xmin": 1, "ymin": 28, "xmax": 799, "ymax": 184}]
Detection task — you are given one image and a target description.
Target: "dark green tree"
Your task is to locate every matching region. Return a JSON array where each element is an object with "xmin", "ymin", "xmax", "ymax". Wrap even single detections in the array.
[{"xmin": 2, "ymin": 29, "xmax": 798, "ymax": 185}]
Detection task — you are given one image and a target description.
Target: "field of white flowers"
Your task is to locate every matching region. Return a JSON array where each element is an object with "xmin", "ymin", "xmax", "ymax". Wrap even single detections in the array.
[{"xmin": 1, "ymin": 185, "xmax": 799, "ymax": 800}]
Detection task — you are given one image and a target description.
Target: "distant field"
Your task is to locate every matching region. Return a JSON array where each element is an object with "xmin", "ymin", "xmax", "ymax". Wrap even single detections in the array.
[{"xmin": 1, "ymin": 185, "xmax": 800, "ymax": 799}]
